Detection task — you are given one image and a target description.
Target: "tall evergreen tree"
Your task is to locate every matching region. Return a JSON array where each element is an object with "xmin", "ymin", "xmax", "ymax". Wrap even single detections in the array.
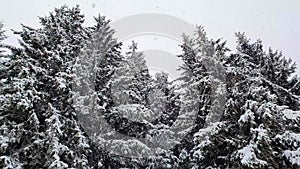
[
  {"xmin": 99, "ymin": 42, "xmax": 155, "ymax": 158},
  {"xmin": 151, "ymin": 72, "xmax": 181, "ymax": 127},
  {"xmin": 0, "ymin": 6, "xmax": 119, "ymax": 168},
  {"xmin": 0, "ymin": 22, "xmax": 5, "ymax": 53},
  {"xmin": 73, "ymin": 14, "xmax": 122, "ymax": 138},
  {"xmin": 168, "ymin": 26, "xmax": 227, "ymax": 168},
  {"xmin": 189, "ymin": 32, "xmax": 300, "ymax": 169},
  {"xmin": 0, "ymin": 22, "xmax": 24, "ymax": 169}
]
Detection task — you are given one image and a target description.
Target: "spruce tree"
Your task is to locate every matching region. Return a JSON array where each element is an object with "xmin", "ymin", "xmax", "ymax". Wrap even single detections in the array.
[
  {"xmin": 172, "ymin": 26, "xmax": 228, "ymax": 168},
  {"xmin": 0, "ymin": 22, "xmax": 5, "ymax": 53},
  {"xmin": 99, "ymin": 42, "xmax": 155, "ymax": 159},
  {"xmin": 189, "ymin": 32, "xmax": 300, "ymax": 169},
  {"xmin": 0, "ymin": 6, "xmax": 118, "ymax": 168},
  {"xmin": 0, "ymin": 22, "xmax": 24, "ymax": 169}
]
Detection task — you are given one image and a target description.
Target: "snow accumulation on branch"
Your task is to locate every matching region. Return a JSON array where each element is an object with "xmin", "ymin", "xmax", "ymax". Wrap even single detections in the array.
[{"xmin": 282, "ymin": 109, "xmax": 300, "ymax": 121}]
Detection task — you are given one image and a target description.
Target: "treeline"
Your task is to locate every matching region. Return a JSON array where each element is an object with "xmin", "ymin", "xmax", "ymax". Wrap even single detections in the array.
[{"xmin": 0, "ymin": 5, "xmax": 300, "ymax": 169}]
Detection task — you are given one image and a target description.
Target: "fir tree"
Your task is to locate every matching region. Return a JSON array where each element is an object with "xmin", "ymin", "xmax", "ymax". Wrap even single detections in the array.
[
  {"xmin": 73, "ymin": 14, "xmax": 122, "ymax": 138},
  {"xmin": 171, "ymin": 26, "xmax": 227, "ymax": 168},
  {"xmin": 0, "ymin": 6, "xmax": 117, "ymax": 168},
  {"xmin": 99, "ymin": 42, "xmax": 155, "ymax": 159},
  {"xmin": 190, "ymin": 32, "xmax": 300, "ymax": 169},
  {"xmin": 0, "ymin": 22, "xmax": 5, "ymax": 53}
]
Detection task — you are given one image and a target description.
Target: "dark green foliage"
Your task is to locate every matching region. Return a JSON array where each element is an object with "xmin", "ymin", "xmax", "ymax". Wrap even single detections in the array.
[{"xmin": 0, "ymin": 6, "xmax": 300, "ymax": 169}]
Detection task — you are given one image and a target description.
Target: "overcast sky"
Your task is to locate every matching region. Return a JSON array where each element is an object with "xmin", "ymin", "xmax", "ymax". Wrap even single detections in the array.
[{"xmin": 1, "ymin": 0, "xmax": 300, "ymax": 75}]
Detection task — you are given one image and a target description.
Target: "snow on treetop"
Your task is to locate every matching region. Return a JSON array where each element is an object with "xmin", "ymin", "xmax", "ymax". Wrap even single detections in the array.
[{"xmin": 282, "ymin": 109, "xmax": 300, "ymax": 121}]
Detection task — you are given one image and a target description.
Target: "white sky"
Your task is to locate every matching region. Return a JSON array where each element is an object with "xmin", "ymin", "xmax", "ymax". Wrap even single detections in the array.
[{"xmin": 1, "ymin": 0, "xmax": 300, "ymax": 75}]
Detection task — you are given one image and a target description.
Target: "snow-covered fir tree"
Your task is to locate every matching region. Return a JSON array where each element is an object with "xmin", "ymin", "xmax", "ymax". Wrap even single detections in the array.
[
  {"xmin": 151, "ymin": 72, "xmax": 181, "ymax": 127},
  {"xmin": 168, "ymin": 26, "xmax": 228, "ymax": 168},
  {"xmin": 0, "ymin": 6, "xmax": 121, "ymax": 168},
  {"xmin": 189, "ymin": 32, "xmax": 300, "ymax": 169},
  {"xmin": 98, "ymin": 42, "xmax": 155, "ymax": 159},
  {"xmin": 0, "ymin": 22, "xmax": 5, "ymax": 51},
  {"xmin": 73, "ymin": 14, "xmax": 122, "ymax": 139}
]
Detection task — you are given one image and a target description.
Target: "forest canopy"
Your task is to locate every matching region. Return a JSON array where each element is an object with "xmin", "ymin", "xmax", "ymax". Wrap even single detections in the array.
[{"xmin": 0, "ymin": 5, "xmax": 300, "ymax": 169}]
